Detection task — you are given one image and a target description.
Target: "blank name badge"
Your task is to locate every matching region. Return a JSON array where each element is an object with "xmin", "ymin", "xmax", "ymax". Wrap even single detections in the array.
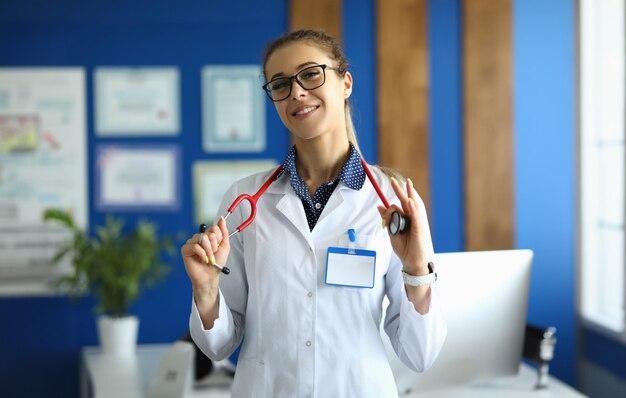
[{"xmin": 325, "ymin": 247, "xmax": 376, "ymax": 288}]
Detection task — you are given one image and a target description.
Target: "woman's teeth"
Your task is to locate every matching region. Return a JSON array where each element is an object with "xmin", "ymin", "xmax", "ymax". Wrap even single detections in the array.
[{"xmin": 295, "ymin": 106, "xmax": 317, "ymax": 115}]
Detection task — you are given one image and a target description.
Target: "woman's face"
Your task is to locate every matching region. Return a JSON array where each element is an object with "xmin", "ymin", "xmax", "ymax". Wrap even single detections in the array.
[{"xmin": 264, "ymin": 42, "xmax": 352, "ymax": 143}]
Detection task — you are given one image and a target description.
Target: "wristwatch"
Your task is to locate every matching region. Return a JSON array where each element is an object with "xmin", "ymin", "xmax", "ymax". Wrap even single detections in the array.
[{"xmin": 402, "ymin": 262, "xmax": 437, "ymax": 286}]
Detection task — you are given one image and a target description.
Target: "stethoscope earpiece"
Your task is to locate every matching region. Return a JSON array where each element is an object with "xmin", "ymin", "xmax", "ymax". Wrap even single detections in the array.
[{"xmin": 389, "ymin": 211, "xmax": 410, "ymax": 235}]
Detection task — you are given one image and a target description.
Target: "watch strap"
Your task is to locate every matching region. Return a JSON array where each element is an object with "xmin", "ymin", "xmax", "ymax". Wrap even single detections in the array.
[{"xmin": 402, "ymin": 262, "xmax": 437, "ymax": 286}]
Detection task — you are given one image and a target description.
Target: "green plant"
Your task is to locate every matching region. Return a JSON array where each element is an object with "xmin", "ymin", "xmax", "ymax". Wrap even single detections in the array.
[{"xmin": 44, "ymin": 209, "xmax": 174, "ymax": 317}]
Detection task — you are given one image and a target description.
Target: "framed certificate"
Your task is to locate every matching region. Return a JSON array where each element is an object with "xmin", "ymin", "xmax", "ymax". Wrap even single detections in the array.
[
  {"xmin": 193, "ymin": 160, "xmax": 276, "ymax": 225},
  {"xmin": 202, "ymin": 66, "xmax": 266, "ymax": 152},
  {"xmin": 95, "ymin": 144, "xmax": 180, "ymax": 211},
  {"xmin": 95, "ymin": 67, "xmax": 180, "ymax": 135}
]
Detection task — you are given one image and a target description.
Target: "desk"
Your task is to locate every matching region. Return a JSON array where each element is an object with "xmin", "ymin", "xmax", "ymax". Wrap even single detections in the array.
[
  {"xmin": 81, "ymin": 344, "xmax": 587, "ymax": 398},
  {"xmin": 406, "ymin": 365, "xmax": 587, "ymax": 398},
  {"xmin": 80, "ymin": 344, "xmax": 231, "ymax": 398}
]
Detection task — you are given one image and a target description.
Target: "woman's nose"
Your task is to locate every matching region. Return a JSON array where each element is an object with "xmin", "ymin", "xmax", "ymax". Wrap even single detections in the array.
[{"xmin": 290, "ymin": 79, "xmax": 307, "ymax": 99}]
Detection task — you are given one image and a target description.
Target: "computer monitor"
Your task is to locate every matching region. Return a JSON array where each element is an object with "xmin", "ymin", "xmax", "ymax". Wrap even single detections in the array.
[{"xmin": 381, "ymin": 249, "xmax": 533, "ymax": 394}]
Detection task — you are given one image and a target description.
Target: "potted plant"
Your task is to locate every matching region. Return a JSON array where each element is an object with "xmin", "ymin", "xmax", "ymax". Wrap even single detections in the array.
[{"xmin": 44, "ymin": 209, "xmax": 174, "ymax": 356}]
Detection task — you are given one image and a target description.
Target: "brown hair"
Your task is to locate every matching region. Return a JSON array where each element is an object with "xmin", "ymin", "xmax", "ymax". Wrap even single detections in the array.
[{"xmin": 262, "ymin": 29, "xmax": 360, "ymax": 152}]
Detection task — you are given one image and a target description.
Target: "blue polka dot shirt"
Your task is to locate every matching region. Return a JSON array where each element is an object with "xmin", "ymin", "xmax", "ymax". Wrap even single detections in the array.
[{"xmin": 278, "ymin": 143, "xmax": 366, "ymax": 231}]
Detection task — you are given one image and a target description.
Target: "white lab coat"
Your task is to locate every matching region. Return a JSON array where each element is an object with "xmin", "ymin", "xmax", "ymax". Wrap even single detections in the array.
[{"xmin": 190, "ymin": 165, "xmax": 447, "ymax": 398}]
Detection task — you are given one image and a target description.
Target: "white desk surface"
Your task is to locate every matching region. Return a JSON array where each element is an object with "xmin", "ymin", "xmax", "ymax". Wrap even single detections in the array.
[
  {"xmin": 405, "ymin": 365, "xmax": 587, "ymax": 398},
  {"xmin": 81, "ymin": 344, "xmax": 587, "ymax": 398}
]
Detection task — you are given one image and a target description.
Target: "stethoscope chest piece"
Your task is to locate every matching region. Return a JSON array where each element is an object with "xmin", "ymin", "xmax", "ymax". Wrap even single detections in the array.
[{"xmin": 389, "ymin": 211, "xmax": 410, "ymax": 236}]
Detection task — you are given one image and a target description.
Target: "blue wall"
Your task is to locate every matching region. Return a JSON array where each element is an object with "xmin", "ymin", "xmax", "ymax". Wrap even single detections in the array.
[
  {"xmin": 0, "ymin": 1, "xmax": 290, "ymax": 397},
  {"xmin": 428, "ymin": 0, "xmax": 464, "ymax": 253},
  {"xmin": 2, "ymin": 0, "xmax": 612, "ymax": 396},
  {"xmin": 514, "ymin": 0, "xmax": 577, "ymax": 385},
  {"xmin": 515, "ymin": 0, "xmax": 626, "ymax": 388}
]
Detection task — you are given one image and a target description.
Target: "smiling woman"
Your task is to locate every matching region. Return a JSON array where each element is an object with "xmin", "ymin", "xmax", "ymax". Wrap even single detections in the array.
[
  {"xmin": 262, "ymin": 42, "xmax": 352, "ymax": 149},
  {"xmin": 181, "ymin": 29, "xmax": 447, "ymax": 398}
]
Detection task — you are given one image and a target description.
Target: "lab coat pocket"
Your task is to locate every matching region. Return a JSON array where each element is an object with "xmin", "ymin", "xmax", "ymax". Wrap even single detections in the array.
[{"xmin": 230, "ymin": 357, "xmax": 266, "ymax": 397}]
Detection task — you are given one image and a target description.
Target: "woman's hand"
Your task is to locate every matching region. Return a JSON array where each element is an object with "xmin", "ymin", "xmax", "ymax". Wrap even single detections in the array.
[
  {"xmin": 181, "ymin": 217, "xmax": 231, "ymax": 292},
  {"xmin": 378, "ymin": 177, "xmax": 434, "ymax": 276}
]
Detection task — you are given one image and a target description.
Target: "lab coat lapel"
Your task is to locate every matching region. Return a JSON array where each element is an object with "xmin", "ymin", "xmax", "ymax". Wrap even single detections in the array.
[
  {"xmin": 315, "ymin": 184, "xmax": 346, "ymax": 228},
  {"xmin": 266, "ymin": 174, "xmax": 313, "ymax": 250}
]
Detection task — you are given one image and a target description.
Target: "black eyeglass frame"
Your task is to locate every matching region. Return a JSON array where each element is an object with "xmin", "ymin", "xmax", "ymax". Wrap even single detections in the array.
[{"xmin": 262, "ymin": 64, "xmax": 341, "ymax": 102}]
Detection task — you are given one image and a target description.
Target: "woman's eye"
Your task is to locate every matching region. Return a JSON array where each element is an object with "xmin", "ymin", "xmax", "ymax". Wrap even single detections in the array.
[
  {"xmin": 270, "ymin": 80, "xmax": 290, "ymax": 91},
  {"xmin": 300, "ymin": 70, "xmax": 321, "ymax": 80}
]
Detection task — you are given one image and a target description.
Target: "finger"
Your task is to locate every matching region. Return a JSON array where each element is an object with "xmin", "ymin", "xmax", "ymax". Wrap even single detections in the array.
[
  {"xmin": 208, "ymin": 233, "xmax": 220, "ymax": 254},
  {"xmin": 390, "ymin": 178, "xmax": 415, "ymax": 221},
  {"xmin": 406, "ymin": 178, "xmax": 417, "ymax": 202},
  {"xmin": 406, "ymin": 178, "xmax": 427, "ymax": 213},
  {"xmin": 202, "ymin": 240, "xmax": 216, "ymax": 265},
  {"xmin": 181, "ymin": 239, "xmax": 197, "ymax": 258},
  {"xmin": 200, "ymin": 232, "xmax": 218, "ymax": 263},
  {"xmin": 405, "ymin": 196, "xmax": 429, "ymax": 238},
  {"xmin": 217, "ymin": 217, "xmax": 230, "ymax": 249},
  {"xmin": 196, "ymin": 232, "xmax": 208, "ymax": 250},
  {"xmin": 390, "ymin": 177, "xmax": 411, "ymax": 212},
  {"xmin": 208, "ymin": 223, "xmax": 223, "ymax": 245},
  {"xmin": 198, "ymin": 234, "xmax": 216, "ymax": 264},
  {"xmin": 377, "ymin": 204, "xmax": 399, "ymax": 219},
  {"xmin": 183, "ymin": 239, "xmax": 211, "ymax": 264},
  {"xmin": 407, "ymin": 198, "xmax": 418, "ymax": 226},
  {"xmin": 378, "ymin": 205, "xmax": 390, "ymax": 230},
  {"xmin": 192, "ymin": 233, "xmax": 209, "ymax": 252},
  {"xmin": 377, "ymin": 205, "xmax": 386, "ymax": 217},
  {"xmin": 196, "ymin": 232, "xmax": 212, "ymax": 250}
]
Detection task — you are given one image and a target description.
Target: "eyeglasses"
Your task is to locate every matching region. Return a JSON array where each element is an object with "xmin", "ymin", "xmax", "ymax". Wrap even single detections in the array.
[{"xmin": 262, "ymin": 64, "xmax": 340, "ymax": 102}]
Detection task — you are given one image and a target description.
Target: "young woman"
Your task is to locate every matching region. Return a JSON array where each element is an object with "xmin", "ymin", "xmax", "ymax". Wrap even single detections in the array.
[{"xmin": 181, "ymin": 29, "xmax": 446, "ymax": 397}]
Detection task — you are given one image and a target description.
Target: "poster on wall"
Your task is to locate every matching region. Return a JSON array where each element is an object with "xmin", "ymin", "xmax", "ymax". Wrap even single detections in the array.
[
  {"xmin": 95, "ymin": 144, "xmax": 180, "ymax": 211},
  {"xmin": 202, "ymin": 66, "xmax": 266, "ymax": 153},
  {"xmin": 95, "ymin": 67, "xmax": 180, "ymax": 136},
  {"xmin": 0, "ymin": 68, "xmax": 87, "ymax": 295},
  {"xmin": 193, "ymin": 160, "xmax": 276, "ymax": 225}
]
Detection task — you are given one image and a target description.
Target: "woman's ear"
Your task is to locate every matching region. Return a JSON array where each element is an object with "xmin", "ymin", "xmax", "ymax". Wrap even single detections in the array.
[{"xmin": 343, "ymin": 71, "xmax": 353, "ymax": 99}]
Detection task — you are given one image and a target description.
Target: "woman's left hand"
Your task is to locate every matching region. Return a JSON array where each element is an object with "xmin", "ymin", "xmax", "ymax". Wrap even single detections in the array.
[{"xmin": 377, "ymin": 177, "xmax": 434, "ymax": 275}]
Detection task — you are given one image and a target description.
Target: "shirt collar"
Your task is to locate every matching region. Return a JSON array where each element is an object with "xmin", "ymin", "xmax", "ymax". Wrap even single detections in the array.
[{"xmin": 278, "ymin": 142, "xmax": 366, "ymax": 191}]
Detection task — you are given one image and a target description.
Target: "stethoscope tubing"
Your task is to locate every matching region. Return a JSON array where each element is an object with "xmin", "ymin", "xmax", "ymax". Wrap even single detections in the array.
[
  {"xmin": 223, "ymin": 164, "xmax": 284, "ymax": 238},
  {"xmin": 197, "ymin": 155, "xmax": 409, "ymax": 275},
  {"xmin": 217, "ymin": 156, "xmax": 405, "ymax": 238},
  {"xmin": 360, "ymin": 158, "xmax": 390, "ymax": 208}
]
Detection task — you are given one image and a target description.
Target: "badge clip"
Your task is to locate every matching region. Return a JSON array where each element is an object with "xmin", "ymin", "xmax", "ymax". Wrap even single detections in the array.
[{"xmin": 347, "ymin": 228, "xmax": 357, "ymax": 255}]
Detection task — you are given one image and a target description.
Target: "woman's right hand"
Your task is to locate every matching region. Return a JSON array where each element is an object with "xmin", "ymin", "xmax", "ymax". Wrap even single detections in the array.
[{"xmin": 181, "ymin": 217, "xmax": 231, "ymax": 292}]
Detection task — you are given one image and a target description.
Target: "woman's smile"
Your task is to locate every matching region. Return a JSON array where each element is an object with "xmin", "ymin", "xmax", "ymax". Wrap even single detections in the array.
[{"xmin": 291, "ymin": 104, "xmax": 320, "ymax": 119}]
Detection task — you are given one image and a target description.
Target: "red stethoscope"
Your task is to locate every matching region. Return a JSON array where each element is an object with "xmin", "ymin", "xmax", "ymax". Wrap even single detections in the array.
[{"xmin": 199, "ymin": 158, "xmax": 409, "ymax": 271}]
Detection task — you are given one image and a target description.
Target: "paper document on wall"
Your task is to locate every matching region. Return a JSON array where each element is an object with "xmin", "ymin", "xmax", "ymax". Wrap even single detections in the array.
[{"xmin": 0, "ymin": 68, "xmax": 87, "ymax": 295}]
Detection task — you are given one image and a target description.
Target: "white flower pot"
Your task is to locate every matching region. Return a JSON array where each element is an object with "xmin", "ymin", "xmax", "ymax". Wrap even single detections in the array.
[{"xmin": 97, "ymin": 315, "xmax": 139, "ymax": 356}]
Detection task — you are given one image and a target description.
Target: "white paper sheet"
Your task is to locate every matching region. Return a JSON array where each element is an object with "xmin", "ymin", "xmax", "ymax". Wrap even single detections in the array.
[{"xmin": 0, "ymin": 68, "xmax": 87, "ymax": 294}]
